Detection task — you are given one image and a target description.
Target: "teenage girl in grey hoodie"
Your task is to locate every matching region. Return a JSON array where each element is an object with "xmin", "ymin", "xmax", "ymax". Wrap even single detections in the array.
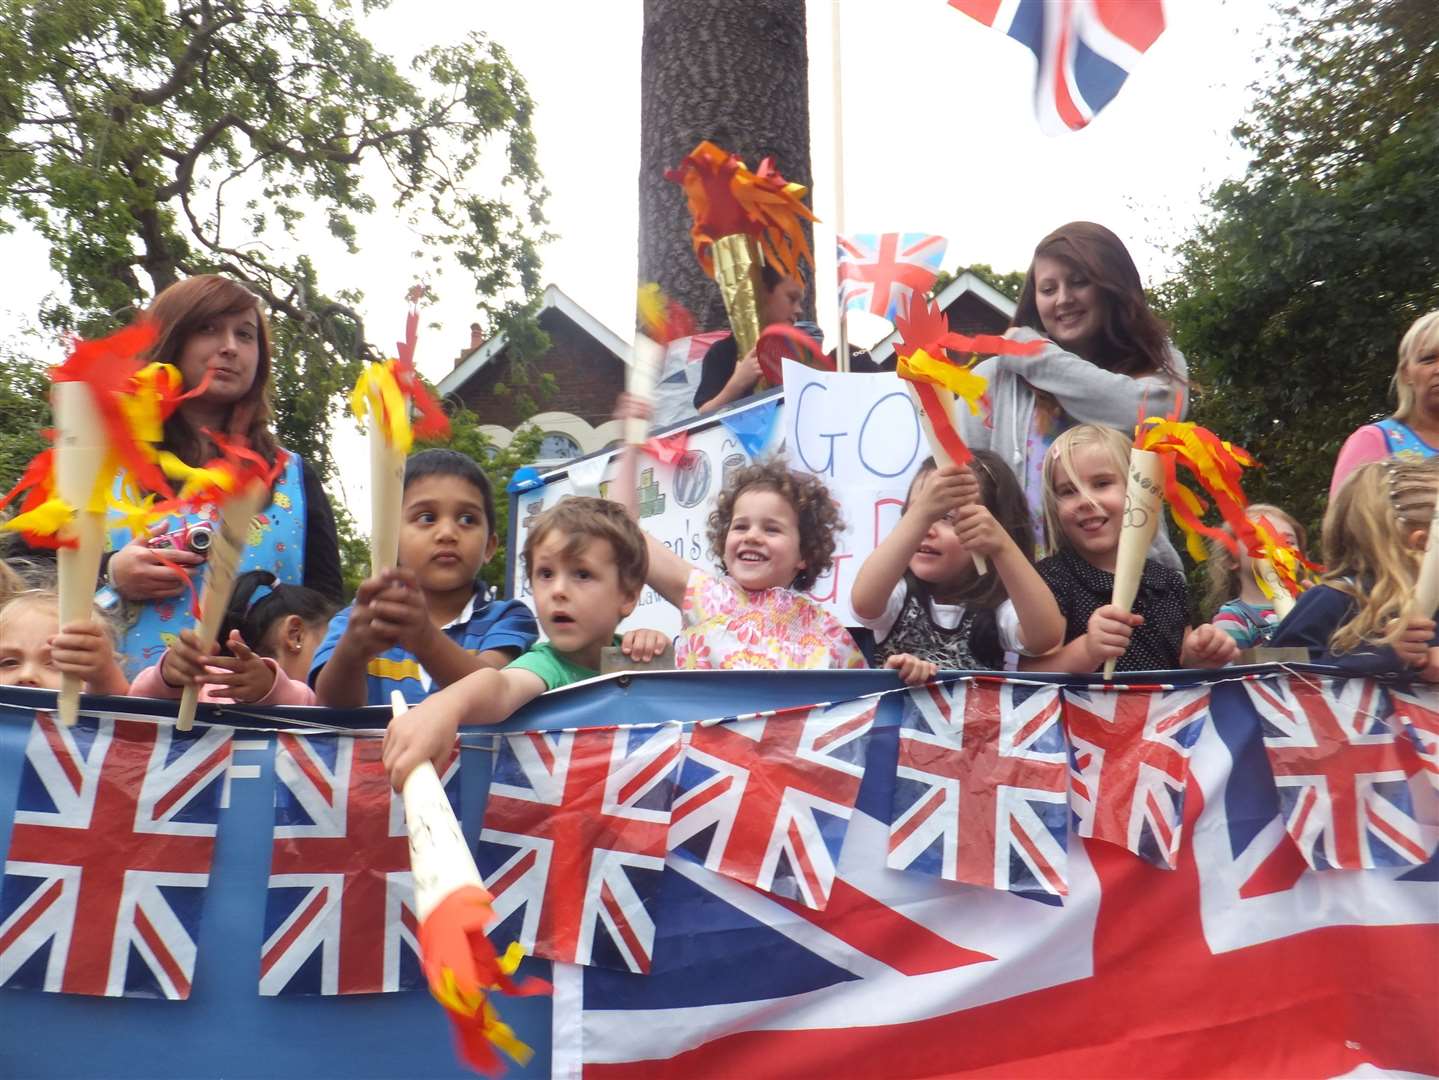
[{"xmin": 957, "ymin": 221, "xmax": 1188, "ymax": 570}]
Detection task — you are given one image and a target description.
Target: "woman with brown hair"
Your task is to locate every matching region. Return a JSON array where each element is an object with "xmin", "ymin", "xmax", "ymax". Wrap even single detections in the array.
[
  {"xmin": 957, "ymin": 221, "xmax": 1189, "ymax": 567},
  {"xmin": 101, "ymin": 274, "xmax": 343, "ymax": 677}
]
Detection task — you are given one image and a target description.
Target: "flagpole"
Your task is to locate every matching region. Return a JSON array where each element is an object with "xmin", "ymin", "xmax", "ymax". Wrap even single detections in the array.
[{"xmin": 830, "ymin": 0, "xmax": 849, "ymax": 374}]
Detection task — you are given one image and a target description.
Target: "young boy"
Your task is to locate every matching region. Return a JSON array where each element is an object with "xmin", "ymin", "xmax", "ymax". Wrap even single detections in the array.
[
  {"xmin": 312, "ymin": 449, "xmax": 539, "ymax": 706},
  {"xmin": 383, "ymin": 496, "xmax": 659, "ymax": 788}
]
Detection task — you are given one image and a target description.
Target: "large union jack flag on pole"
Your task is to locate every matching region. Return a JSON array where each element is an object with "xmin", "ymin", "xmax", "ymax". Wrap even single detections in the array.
[
  {"xmin": 1063, "ymin": 683, "xmax": 1209, "ymax": 869},
  {"xmin": 836, "ymin": 233, "xmax": 947, "ymax": 321},
  {"xmin": 669, "ymin": 699, "xmax": 878, "ymax": 910},
  {"xmin": 1243, "ymin": 675, "xmax": 1436, "ymax": 870},
  {"xmin": 949, "ymin": 0, "xmax": 1166, "ymax": 134},
  {"xmin": 889, "ymin": 680, "xmax": 1068, "ymax": 895},
  {"xmin": 476, "ymin": 724, "xmax": 682, "ymax": 973},
  {"xmin": 0, "ymin": 713, "xmax": 231, "ymax": 999},
  {"xmin": 260, "ymin": 733, "xmax": 457, "ymax": 995}
]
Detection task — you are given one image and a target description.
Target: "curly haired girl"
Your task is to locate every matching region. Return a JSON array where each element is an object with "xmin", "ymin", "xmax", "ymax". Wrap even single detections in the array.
[{"xmin": 612, "ymin": 408, "xmax": 865, "ymax": 670}]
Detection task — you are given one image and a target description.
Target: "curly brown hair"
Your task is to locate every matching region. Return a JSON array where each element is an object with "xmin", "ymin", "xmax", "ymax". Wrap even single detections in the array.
[{"xmin": 706, "ymin": 460, "xmax": 842, "ymax": 592}]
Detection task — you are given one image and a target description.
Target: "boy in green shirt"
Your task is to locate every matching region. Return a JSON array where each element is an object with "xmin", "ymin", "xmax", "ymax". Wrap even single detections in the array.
[{"xmin": 383, "ymin": 496, "xmax": 665, "ymax": 788}]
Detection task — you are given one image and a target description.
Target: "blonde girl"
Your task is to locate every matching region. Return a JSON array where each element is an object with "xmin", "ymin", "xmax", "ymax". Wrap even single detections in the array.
[
  {"xmin": 0, "ymin": 590, "xmax": 129, "ymax": 695},
  {"xmin": 851, "ymin": 450, "xmax": 1063, "ymax": 683},
  {"xmin": 1021, "ymin": 424, "xmax": 1237, "ymax": 674},
  {"xmin": 1205, "ymin": 504, "xmax": 1309, "ymax": 648},
  {"xmin": 1272, "ymin": 458, "xmax": 1439, "ymax": 677}
]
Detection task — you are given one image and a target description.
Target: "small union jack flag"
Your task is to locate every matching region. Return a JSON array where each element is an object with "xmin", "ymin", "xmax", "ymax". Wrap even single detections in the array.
[
  {"xmin": 260, "ymin": 733, "xmax": 458, "ymax": 995},
  {"xmin": 889, "ymin": 680, "xmax": 1068, "ymax": 896},
  {"xmin": 949, "ymin": 0, "xmax": 1166, "ymax": 135},
  {"xmin": 1063, "ymin": 684, "xmax": 1209, "ymax": 869},
  {"xmin": 837, "ymin": 233, "xmax": 947, "ymax": 321},
  {"xmin": 476, "ymin": 724, "xmax": 682, "ymax": 973},
  {"xmin": 0, "ymin": 713, "xmax": 231, "ymax": 999},
  {"xmin": 1244, "ymin": 675, "xmax": 1436, "ymax": 870},
  {"xmin": 669, "ymin": 699, "xmax": 878, "ymax": 910},
  {"xmin": 1386, "ymin": 683, "xmax": 1439, "ymax": 796}
]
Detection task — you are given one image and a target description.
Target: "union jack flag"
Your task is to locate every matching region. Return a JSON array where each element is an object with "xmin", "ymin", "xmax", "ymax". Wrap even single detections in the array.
[
  {"xmin": 0, "ymin": 713, "xmax": 231, "ymax": 999},
  {"xmin": 1063, "ymin": 684, "xmax": 1209, "ymax": 869},
  {"xmin": 476, "ymin": 724, "xmax": 682, "ymax": 973},
  {"xmin": 1243, "ymin": 675, "xmax": 1435, "ymax": 870},
  {"xmin": 669, "ymin": 699, "xmax": 877, "ymax": 910},
  {"xmin": 949, "ymin": 0, "xmax": 1166, "ymax": 135},
  {"xmin": 889, "ymin": 680, "xmax": 1068, "ymax": 896},
  {"xmin": 837, "ymin": 233, "xmax": 947, "ymax": 321},
  {"xmin": 260, "ymin": 733, "xmax": 457, "ymax": 995},
  {"xmin": 1386, "ymin": 683, "xmax": 1439, "ymax": 795}
]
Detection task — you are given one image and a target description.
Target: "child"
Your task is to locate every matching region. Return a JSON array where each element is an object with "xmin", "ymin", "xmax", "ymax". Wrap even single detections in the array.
[
  {"xmin": 383, "ymin": 496, "xmax": 655, "ymax": 787},
  {"xmin": 1205, "ymin": 504, "xmax": 1308, "ymax": 648},
  {"xmin": 312, "ymin": 449, "xmax": 538, "ymax": 706},
  {"xmin": 1272, "ymin": 458, "xmax": 1439, "ymax": 677},
  {"xmin": 129, "ymin": 570, "xmax": 333, "ymax": 705},
  {"xmin": 1021, "ymin": 424, "xmax": 1238, "ymax": 674},
  {"xmin": 851, "ymin": 451, "xmax": 1064, "ymax": 683},
  {"xmin": 0, "ymin": 590, "xmax": 130, "ymax": 695}
]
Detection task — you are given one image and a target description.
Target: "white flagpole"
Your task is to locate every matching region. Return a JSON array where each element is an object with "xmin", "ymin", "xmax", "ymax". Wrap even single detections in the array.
[{"xmin": 831, "ymin": 0, "xmax": 850, "ymax": 374}]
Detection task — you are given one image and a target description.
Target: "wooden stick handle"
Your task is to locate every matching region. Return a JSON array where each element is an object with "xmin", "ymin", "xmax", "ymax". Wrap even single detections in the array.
[{"xmin": 905, "ymin": 382, "xmax": 987, "ymax": 575}]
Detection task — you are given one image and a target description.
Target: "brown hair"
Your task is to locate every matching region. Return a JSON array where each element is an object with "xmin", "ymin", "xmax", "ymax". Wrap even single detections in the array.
[
  {"xmin": 707, "ymin": 460, "xmax": 841, "ymax": 592},
  {"xmin": 903, "ymin": 451, "xmax": 1035, "ymax": 611},
  {"xmin": 522, "ymin": 496, "xmax": 648, "ymax": 598},
  {"xmin": 1011, "ymin": 222, "xmax": 1177, "ymax": 380},
  {"xmin": 1201, "ymin": 504, "xmax": 1307, "ymax": 618},
  {"xmin": 144, "ymin": 274, "xmax": 279, "ymax": 469}
]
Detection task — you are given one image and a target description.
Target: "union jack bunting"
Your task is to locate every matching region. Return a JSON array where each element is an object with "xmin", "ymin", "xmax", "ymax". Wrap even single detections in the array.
[
  {"xmin": 260, "ymin": 734, "xmax": 458, "ymax": 995},
  {"xmin": 836, "ymin": 233, "xmax": 947, "ymax": 321},
  {"xmin": 949, "ymin": 0, "xmax": 1166, "ymax": 135},
  {"xmin": 476, "ymin": 724, "xmax": 682, "ymax": 973},
  {"xmin": 889, "ymin": 680, "xmax": 1068, "ymax": 895},
  {"xmin": 1063, "ymin": 684, "xmax": 1209, "ymax": 869},
  {"xmin": 1243, "ymin": 675, "xmax": 1436, "ymax": 870},
  {"xmin": 0, "ymin": 713, "xmax": 231, "ymax": 999},
  {"xmin": 669, "ymin": 699, "xmax": 878, "ymax": 910},
  {"xmin": 1386, "ymin": 683, "xmax": 1439, "ymax": 795}
]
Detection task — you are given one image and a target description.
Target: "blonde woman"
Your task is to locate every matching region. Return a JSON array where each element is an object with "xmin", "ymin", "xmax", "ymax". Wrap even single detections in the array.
[
  {"xmin": 1330, "ymin": 312, "xmax": 1439, "ymax": 497},
  {"xmin": 1274, "ymin": 457, "xmax": 1439, "ymax": 677}
]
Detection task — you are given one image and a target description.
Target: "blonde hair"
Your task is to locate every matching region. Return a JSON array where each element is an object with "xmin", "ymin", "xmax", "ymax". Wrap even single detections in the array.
[
  {"xmin": 1201, "ymin": 504, "xmax": 1307, "ymax": 618},
  {"xmin": 1391, "ymin": 312, "xmax": 1439, "ymax": 424},
  {"xmin": 1323, "ymin": 458, "xmax": 1439, "ymax": 652},
  {"xmin": 0, "ymin": 589, "xmax": 119, "ymax": 647},
  {"xmin": 1041, "ymin": 424, "xmax": 1133, "ymax": 554},
  {"xmin": 0, "ymin": 560, "xmax": 24, "ymax": 607}
]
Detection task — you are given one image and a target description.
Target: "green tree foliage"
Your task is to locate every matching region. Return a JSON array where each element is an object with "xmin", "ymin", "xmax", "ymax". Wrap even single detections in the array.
[
  {"xmin": 0, "ymin": 0, "xmax": 548, "ymax": 479},
  {"xmin": 0, "ymin": 346, "xmax": 50, "ymax": 491},
  {"xmin": 1162, "ymin": 0, "xmax": 1439, "ymax": 539}
]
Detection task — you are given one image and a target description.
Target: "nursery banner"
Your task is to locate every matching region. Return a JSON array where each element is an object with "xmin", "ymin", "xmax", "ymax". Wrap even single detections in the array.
[{"xmin": 0, "ymin": 670, "xmax": 1435, "ymax": 1079}]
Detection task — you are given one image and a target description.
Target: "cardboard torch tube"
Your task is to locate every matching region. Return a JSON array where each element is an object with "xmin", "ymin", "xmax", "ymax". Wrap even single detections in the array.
[
  {"xmin": 905, "ymin": 381, "xmax": 987, "ymax": 575},
  {"xmin": 626, "ymin": 334, "xmax": 665, "ymax": 447},
  {"xmin": 1104, "ymin": 447, "xmax": 1164, "ymax": 680},
  {"xmin": 52, "ymin": 382, "xmax": 109, "ymax": 728},
  {"xmin": 712, "ymin": 233, "xmax": 763, "ymax": 361},
  {"xmin": 1411, "ymin": 493, "xmax": 1439, "ymax": 620},
  {"xmin": 1254, "ymin": 558, "xmax": 1297, "ymax": 620},
  {"xmin": 369, "ymin": 409, "xmax": 407, "ymax": 578},
  {"xmin": 176, "ymin": 482, "xmax": 268, "ymax": 732}
]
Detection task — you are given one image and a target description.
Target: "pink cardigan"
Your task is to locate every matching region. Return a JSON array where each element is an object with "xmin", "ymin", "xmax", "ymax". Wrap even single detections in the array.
[{"xmin": 129, "ymin": 654, "xmax": 316, "ymax": 706}]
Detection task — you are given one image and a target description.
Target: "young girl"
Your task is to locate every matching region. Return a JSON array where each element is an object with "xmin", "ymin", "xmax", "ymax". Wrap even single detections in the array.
[
  {"xmin": 1272, "ymin": 458, "xmax": 1439, "ymax": 678},
  {"xmin": 0, "ymin": 590, "xmax": 129, "ymax": 695},
  {"xmin": 693, "ymin": 265, "xmax": 806, "ymax": 415},
  {"xmin": 1206, "ymin": 504, "xmax": 1309, "ymax": 648},
  {"xmin": 1022, "ymin": 424, "xmax": 1237, "ymax": 674},
  {"xmin": 851, "ymin": 451, "xmax": 1064, "ymax": 682},
  {"xmin": 129, "ymin": 570, "xmax": 334, "ymax": 705}
]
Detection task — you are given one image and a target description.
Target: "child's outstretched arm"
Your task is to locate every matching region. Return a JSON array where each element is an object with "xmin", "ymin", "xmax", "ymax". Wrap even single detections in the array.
[
  {"xmin": 383, "ymin": 665, "xmax": 546, "ymax": 789},
  {"xmin": 1179, "ymin": 624, "xmax": 1239, "ymax": 669},
  {"xmin": 852, "ymin": 466, "xmax": 976, "ymax": 619},
  {"xmin": 613, "ymin": 393, "xmax": 692, "ymax": 608},
  {"xmin": 952, "ymin": 504, "xmax": 1064, "ymax": 656},
  {"xmin": 1021, "ymin": 605, "xmax": 1139, "ymax": 674},
  {"xmin": 50, "ymin": 620, "xmax": 128, "ymax": 696}
]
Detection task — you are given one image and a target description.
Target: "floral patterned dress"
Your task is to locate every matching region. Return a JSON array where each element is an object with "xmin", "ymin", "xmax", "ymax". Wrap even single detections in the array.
[{"xmin": 675, "ymin": 569, "xmax": 867, "ymax": 671}]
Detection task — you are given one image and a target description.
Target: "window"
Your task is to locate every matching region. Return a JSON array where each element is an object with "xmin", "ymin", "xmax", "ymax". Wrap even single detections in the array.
[{"xmin": 538, "ymin": 432, "xmax": 582, "ymax": 462}]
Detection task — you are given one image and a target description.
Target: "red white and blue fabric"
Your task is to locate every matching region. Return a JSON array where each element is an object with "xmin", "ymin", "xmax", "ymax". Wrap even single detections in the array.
[
  {"xmin": 1063, "ymin": 683, "xmax": 1209, "ymax": 869},
  {"xmin": 948, "ymin": 0, "xmax": 1166, "ymax": 135},
  {"xmin": 476, "ymin": 725, "xmax": 682, "ymax": 973},
  {"xmin": 553, "ymin": 678, "xmax": 1439, "ymax": 1077},
  {"xmin": 260, "ymin": 734, "xmax": 458, "ymax": 995},
  {"xmin": 836, "ymin": 233, "xmax": 947, "ymax": 321},
  {"xmin": 0, "ymin": 713, "xmax": 231, "ymax": 999},
  {"xmin": 1386, "ymin": 683, "xmax": 1439, "ymax": 795},
  {"xmin": 888, "ymin": 680, "xmax": 1068, "ymax": 896},
  {"xmin": 1243, "ymin": 675, "xmax": 1436, "ymax": 870},
  {"xmin": 668, "ymin": 700, "xmax": 878, "ymax": 910}
]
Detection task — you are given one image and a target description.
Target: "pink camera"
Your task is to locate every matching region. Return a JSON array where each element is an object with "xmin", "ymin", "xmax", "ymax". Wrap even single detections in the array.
[{"xmin": 147, "ymin": 522, "xmax": 215, "ymax": 557}]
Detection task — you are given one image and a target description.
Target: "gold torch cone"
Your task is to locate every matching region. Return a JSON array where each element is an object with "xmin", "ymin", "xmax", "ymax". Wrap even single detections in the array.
[
  {"xmin": 711, "ymin": 233, "xmax": 764, "ymax": 361},
  {"xmin": 1104, "ymin": 447, "xmax": 1164, "ymax": 679}
]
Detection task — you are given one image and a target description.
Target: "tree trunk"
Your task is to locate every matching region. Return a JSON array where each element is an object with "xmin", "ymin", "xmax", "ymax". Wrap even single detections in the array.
[{"xmin": 638, "ymin": 0, "xmax": 813, "ymax": 331}]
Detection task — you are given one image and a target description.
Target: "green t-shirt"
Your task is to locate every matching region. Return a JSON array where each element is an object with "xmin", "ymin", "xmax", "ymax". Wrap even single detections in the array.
[{"xmin": 505, "ymin": 638, "xmax": 618, "ymax": 691}]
